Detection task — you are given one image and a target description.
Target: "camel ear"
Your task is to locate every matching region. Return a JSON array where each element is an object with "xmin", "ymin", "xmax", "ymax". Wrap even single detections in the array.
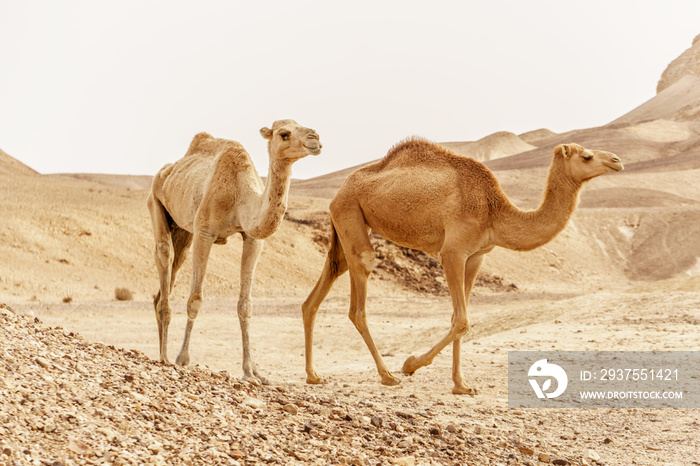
[
  {"xmin": 555, "ymin": 144, "xmax": 577, "ymax": 159},
  {"xmin": 260, "ymin": 127, "xmax": 273, "ymax": 140}
]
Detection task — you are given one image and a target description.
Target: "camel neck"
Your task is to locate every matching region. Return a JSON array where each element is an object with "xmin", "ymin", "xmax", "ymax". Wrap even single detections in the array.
[
  {"xmin": 493, "ymin": 158, "xmax": 582, "ymax": 251},
  {"xmin": 245, "ymin": 156, "xmax": 293, "ymax": 239}
]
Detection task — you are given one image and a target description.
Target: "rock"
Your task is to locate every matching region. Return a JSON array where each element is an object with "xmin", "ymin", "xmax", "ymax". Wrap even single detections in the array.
[
  {"xmin": 538, "ymin": 453, "xmax": 551, "ymax": 462},
  {"xmin": 242, "ymin": 397, "xmax": 264, "ymax": 410},
  {"xmin": 282, "ymin": 403, "xmax": 298, "ymax": 415},
  {"xmin": 552, "ymin": 459, "xmax": 569, "ymax": 465},
  {"xmin": 585, "ymin": 449, "xmax": 601, "ymax": 462},
  {"xmin": 96, "ymin": 428, "xmax": 118, "ymax": 442},
  {"xmin": 518, "ymin": 445, "xmax": 535, "ymax": 456},
  {"xmin": 67, "ymin": 439, "xmax": 93, "ymax": 457},
  {"xmin": 332, "ymin": 407, "xmax": 347, "ymax": 418},
  {"xmin": 397, "ymin": 437, "xmax": 414, "ymax": 449},
  {"xmin": 148, "ymin": 442, "xmax": 164, "ymax": 454},
  {"xmin": 429, "ymin": 425, "xmax": 442, "ymax": 436},
  {"xmin": 393, "ymin": 457, "xmax": 415, "ymax": 466},
  {"xmin": 35, "ymin": 357, "xmax": 52, "ymax": 369},
  {"xmin": 371, "ymin": 416, "xmax": 383, "ymax": 428}
]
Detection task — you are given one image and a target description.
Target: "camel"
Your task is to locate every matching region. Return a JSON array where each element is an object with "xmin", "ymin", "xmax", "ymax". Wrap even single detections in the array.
[
  {"xmin": 147, "ymin": 119, "xmax": 321, "ymax": 383},
  {"xmin": 302, "ymin": 140, "xmax": 622, "ymax": 394}
]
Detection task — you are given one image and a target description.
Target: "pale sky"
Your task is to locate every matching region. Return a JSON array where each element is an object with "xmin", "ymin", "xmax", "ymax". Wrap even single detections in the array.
[{"xmin": 1, "ymin": 1, "xmax": 698, "ymax": 179}]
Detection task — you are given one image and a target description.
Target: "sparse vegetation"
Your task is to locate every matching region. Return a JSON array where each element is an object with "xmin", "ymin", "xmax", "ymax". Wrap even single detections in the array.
[
  {"xmin": 115, "ymin": 287, "xmax": 133, "ymax": 301},
  {"xmin": 62, "ymin": 296, "xmax": 72, "ymax": 303}
]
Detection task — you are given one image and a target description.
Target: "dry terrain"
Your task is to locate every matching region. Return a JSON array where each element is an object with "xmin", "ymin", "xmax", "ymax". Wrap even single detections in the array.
[{"xmin": 1, "ymin": 35, "xmax": 700, "ymax": 466}]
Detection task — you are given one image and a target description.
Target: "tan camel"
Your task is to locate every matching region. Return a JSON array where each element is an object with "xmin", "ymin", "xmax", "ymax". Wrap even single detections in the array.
[
  {"xmin": 302, "ymin": 140, "xmax": 622, "ymax": 394},
  {"xmin": 148, "ymin": 119, "xmax": 321, "ymax": 383}
]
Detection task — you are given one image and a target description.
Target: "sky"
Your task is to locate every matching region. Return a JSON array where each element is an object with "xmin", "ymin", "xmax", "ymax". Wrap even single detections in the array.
[{"xmin": 1, "ymin": 1, "xmax": 699, "ymax": 179}]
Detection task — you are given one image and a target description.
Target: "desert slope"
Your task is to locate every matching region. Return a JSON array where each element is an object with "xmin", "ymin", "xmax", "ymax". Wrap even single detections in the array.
[{"xmin": 0, "ymin": 148, "xmax": 38, "ymax": 176}]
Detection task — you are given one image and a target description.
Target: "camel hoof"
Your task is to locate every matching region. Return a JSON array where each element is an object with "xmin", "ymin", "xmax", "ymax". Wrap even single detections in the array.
[
  {"xmin": 402, "ymin": 355, "xmax": 419, "ymax": 375},
  {"xmin": 175, "ymin": 354, "xmax": 189, "ymax": 366},
  {"xmin": 452, "ymin": 385, "xmax": 478, "ymax": 396},
  {"xmin": 242, "ymin": 376, "xmax": 261, "ymax": 387},
  {"xmin": 306, "ymin": 373, "xmax": 326, "ymax": 385},
  {"xmin": 253, "ymin": 371, "xmax": 271, "ymax": 386},
  {"xmin": 380, "ymin": 373, "xmax": 401, "ymax": 386}
]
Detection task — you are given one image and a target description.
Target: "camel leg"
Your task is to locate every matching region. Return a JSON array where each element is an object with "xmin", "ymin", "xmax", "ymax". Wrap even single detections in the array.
[
  {"xmin": 176, "ymin": 232, "xmax": 214, "ymax": 366},
  {"xmin": 169, "ymin": 227, "xmax": 193, "ymax": 291},
  {"xmin": 301, "ymin": 228, "xmax": 348, "ymax": 384},
  {"xmin": 451, "ymin": 254, "xmax": 484, "ymax": 395},
  {"xmin": 238, "ymin": 233, "xmax": 267, "ymax": 384},
  {"xmin": 402, "ymin": 250, "xmax": 471, "ymax": 388},
  {"xmin": 147, "ymin": 194, "xmax": 174, "ymax": 363},
  {"xmin": 336, "ymin": 211, "xmax": 399, "ymax": 386},
  {"xmin": 154, "ymin": 227, "xmax": 194, "ymax": 304}
]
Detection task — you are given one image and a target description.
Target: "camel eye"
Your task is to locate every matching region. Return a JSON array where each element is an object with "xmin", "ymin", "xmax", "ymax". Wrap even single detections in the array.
[
  {"xmin": 279, "ymin": 131, "xmax": 290, "ymax": 141},
  {"xmin": 582, "ymin": 153, "xmax": 593, "ymax": 162}
]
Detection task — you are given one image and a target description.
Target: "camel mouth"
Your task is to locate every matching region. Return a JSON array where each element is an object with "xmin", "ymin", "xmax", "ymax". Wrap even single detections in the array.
[
  {"xmin": 604, "ymin": 163, "xmax": 623, "ymax": 173},
  {"xmin": 305, "ymin": 145, "xmax": 322, "ymax": 156}
]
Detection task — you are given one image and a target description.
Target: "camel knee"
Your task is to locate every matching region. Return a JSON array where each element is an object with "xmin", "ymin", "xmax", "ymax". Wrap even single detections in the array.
[
  {"xmin": 453, "ymin": 317, "xmax": 470, "ymax": 339},
  {"xmin": 237, "ymin": 297, "xmax": 252, "ymax": 320},
  {"xmin": 187, "ymin": 293, "xmax": 202, "ymax": 320},
  {"xmin": 302, "ymin": 300, "xmax": 317, "ymax": 323},
  {"xmin": 359, "ymin": 250, "xmax": 375, "ymax": 275},
  {"xmin": 155, "ymin": 241, "xmax": 172, "ymax": 268},
  {"xmin": 348, "ymin": 311, "xmax": 368, "ymax": 334},
  {"xmin": 155, "ymin": 298, "xmax": 171, "ymax": 325}
]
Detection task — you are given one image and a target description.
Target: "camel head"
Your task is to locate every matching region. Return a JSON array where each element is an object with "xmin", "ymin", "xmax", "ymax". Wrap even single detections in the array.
[
  {"xmin": 260, "ymin": 119, "xmax": 322, "ymax": 162},
  {"xmin": 555, "ymin": 143, "xmax": 623, "ymax": 183}
]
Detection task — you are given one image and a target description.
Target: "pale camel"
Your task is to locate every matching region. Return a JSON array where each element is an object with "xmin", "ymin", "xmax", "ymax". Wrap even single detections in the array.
[
  {"xmin": 302, "ymin": 140, "xmax": 622, "ymax": 394},
  {"xmin": 148, "ymin": 119, "xmax": 321, "ymax": 383}
]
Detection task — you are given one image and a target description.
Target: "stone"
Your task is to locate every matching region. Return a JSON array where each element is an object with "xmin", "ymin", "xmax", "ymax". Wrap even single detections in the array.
[
  {"xmin": 538, "ymin": 453, "xmax": 551, "ymax": 462},
  {"xmin": 393, "ymin": 457, "xmax": 415, "ymax": 466},
  {"xmin": 35, "ymin": 357, "xmax": 52, "ymax": 369},
  {"xmin": 518, "ymin": 445, "xmax": 535, "ymax": 456},
  {"xmin": 397, "ymin": 437, "xmax": 413, "ymax": 449},
  {"xmin": 242, "ymin": 397, "xmax": 264, "ymax": 410},
  {"xmin": 67, "ymin": 439, "xmax": 92, "ymax": 457},
  {"xmin": 585, "ymin": 449, "xmax": 601, "ymax": 462},
  {"xmin": 283, "ymin": 404, "xmax": 298, "ymax": 415}
]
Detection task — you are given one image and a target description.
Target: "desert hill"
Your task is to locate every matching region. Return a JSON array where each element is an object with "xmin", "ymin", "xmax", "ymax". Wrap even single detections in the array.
[
  {"xmin": 0, "ymin": 148, "xmax": 38, "ymax": 176},
  {"xmin": 439, "ymin": 131, "xmax": 535, "ymax": 162},
  {"xmin": 657, "ymin": 33, "xmax": 700, "ymax": 93}
]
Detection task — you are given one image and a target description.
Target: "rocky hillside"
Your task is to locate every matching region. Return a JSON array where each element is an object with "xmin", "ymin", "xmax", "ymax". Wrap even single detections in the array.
[
  {"xmin": 0, "ymin": 303, "xmax": 594, "ymax": 465},
  {"xmin": 657, "ymin": 34, "xmax": 700, "ymax": 93}
]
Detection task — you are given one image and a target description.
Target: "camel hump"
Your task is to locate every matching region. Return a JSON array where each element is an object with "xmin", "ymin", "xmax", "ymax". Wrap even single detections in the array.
[
  {"xmin": 376, "ymin": 137, "xmax": 459, "ymax": 171},
  {"xmin": 184, "ymin": 132, "xmax": 214, "ymax": 156}
]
